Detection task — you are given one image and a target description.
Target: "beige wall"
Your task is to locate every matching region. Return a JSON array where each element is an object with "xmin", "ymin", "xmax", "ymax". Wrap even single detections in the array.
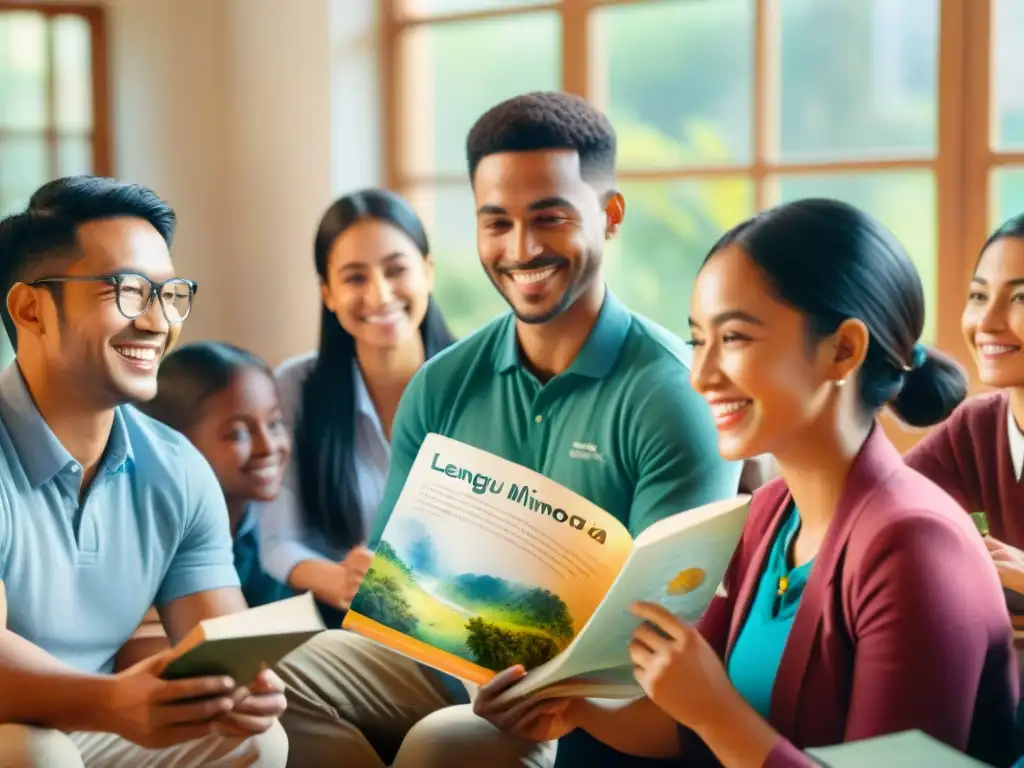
[{"xmin": 105, "ymin": 0, "xmax": 380, "ymax": 366}]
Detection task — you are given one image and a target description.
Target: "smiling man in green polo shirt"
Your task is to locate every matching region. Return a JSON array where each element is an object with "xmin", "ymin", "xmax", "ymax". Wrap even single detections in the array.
[{"xmin": 273, "ymin": 91, "xmax": 740, "ymax": 768}]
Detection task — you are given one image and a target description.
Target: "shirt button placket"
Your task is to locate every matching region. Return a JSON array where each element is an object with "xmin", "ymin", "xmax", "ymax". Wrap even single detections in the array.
[{"xmin": 530, "ymin": 388, "xmax": 547, "ymax": 457}]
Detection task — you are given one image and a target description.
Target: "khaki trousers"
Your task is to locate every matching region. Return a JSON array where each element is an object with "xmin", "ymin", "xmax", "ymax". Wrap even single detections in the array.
[
  {"xmin": 0, "ymin": 720, "xmax": 287, "ymax": 768},
  {"xmin": 275, "ymin": 630, "xmax": 557, "ymax": 768}
]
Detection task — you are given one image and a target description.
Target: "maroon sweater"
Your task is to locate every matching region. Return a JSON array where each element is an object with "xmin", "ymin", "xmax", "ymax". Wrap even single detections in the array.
[{"xmin": 905, "ymin": 392, "xmax": 1024, "ymax": 548}]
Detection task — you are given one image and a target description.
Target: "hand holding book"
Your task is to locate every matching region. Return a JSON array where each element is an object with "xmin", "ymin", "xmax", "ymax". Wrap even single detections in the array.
[
  {"xmin": 343, "ymin": 434, "xmax": 750, "ymax": 702},
  {"xmin": 160, "ymin": 592, "xmax": 325, "ymax": 686},
  {"xmin": 984, "ymin": 536, "xmax": 1024, "ymax": 586},
  {"xmin": 968, "ymin": 512, "xmax": 1024, "ymax": 614},
  {"xmin": 108, "ymin": 647, "xmax": 240, "ymax": 749},
  {"xmin": 626, "ymin": 601, "xmax": 736, "ymax": 734},
  {"xmin": 334, "ymin": 546, "xmax": 374, "ymax": 609},
  {"xmin": 213, "ymin": 667, "xmax": 287, "ymax": 738},
  {"xmin": 471, "ymin": 666, "xmax": 577, "ymax": 743}
]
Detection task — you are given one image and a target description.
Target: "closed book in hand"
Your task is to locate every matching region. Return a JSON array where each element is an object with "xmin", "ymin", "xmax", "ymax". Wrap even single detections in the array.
[{"xmin": 161, "ymin": 592, "xmax": 325, "ymax": 684}]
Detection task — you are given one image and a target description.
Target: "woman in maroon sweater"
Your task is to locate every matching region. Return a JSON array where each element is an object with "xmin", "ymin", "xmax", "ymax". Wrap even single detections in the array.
[
  {"xmin": 467, "ymin": 199, "xmax": 1019, "ymax": 767},
  {"xmin": 905, "ymin": 214, "xmax": 1024, "ymax": 594}
]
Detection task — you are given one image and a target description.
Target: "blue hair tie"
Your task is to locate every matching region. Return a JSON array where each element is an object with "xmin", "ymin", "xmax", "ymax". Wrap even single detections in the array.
[{"xmin": 904, "ymin": 343, "xmax": 927, "ymax": 372}]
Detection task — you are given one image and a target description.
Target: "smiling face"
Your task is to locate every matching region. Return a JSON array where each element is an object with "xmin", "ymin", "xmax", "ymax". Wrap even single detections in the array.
[
  {"xmin": 184, "ymin": 367, "xmax": 290, "ymax": 506},
  {"xmin": 962, "ymin": 236, "xmax": 1024, "ymax": 387},
  {"xmin": 688, "ymin": 244, "xmax": 851, "ymax": 461},
  {"xmin": 320, "ymin": 218, "xmax": 434, "ymax": 351},
  {"xmin": 10, "ymin": 217, "xmax": 178, "ymax": 406},
  {"xmin": 473, "ymin": 149, "xmax": 623, "ymax": 324}
]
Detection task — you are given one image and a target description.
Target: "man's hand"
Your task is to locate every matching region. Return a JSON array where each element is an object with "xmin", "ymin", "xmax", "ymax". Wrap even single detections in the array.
[
  {"xmin": 103, "ymin": 648, "xmax": 237, "ymax": 749},
  {"xmin": 214, "ymin": 669, "xmax": 287, "ymax": 737},
  {"xmin": 331, "ymin": 546, "xmax": 374, "ymax": 609},
  {"xmin": 472, "ymin": 666, "xmax": 576, "ymax": 742}
]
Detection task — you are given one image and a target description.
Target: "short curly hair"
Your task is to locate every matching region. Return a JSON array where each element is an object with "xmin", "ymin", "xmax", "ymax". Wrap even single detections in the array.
[{"xmin": 466, "ymin": 91, "xmax": 616, "ymax": 183}]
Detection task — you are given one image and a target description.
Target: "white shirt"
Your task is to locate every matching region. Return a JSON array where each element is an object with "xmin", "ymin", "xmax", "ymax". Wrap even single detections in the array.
[
  {"xmin": 255, "ymin": 352, "xmax": 391, "ymax": 583},
  {"xmin": 1007, "ymin": 400, "xmax": 1024, "ymax": 481}
]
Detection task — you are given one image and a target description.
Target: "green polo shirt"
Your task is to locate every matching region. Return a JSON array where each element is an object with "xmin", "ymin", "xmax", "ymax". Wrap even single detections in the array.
[
  {"xmin": 370, "ymin": 289, "xmax": 740, "ymax": 545},
  {"xmin": 370, "ymin": 291, "xmax": 740, "ymax": 763}
]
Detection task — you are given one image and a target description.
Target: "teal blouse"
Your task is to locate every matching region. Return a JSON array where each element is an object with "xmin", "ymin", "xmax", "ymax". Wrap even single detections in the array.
[
  {"xmin": 234, "ymin": 507, "xmax": 295, "ymax": 608},
  {"xmin": 727, "ymin": 505, "xmax": 814, "ymax": 719}
]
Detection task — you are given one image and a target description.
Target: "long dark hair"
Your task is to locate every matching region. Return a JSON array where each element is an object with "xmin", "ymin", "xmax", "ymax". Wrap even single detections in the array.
[
  {"xmin": 705, "ymin": 198, "xmax": 967, "ymax": 429},
  {"xmin": 296, "ymin": 189, "xmax": 455, "ymax": 549},
  {"xmin": 140, "ymin": 341, "xmax": 273, "ymax": 434}
]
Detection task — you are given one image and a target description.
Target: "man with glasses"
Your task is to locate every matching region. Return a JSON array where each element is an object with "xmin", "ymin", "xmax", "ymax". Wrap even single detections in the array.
[{"xmin": 0, "ymin": 176, "xmax": 287, "ymax": 767}]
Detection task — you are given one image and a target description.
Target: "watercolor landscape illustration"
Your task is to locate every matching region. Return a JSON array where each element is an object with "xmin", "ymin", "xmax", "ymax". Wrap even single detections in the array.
[{"xmin": 350, "ymin": 526, "xmax": 577, "ymax": 672}]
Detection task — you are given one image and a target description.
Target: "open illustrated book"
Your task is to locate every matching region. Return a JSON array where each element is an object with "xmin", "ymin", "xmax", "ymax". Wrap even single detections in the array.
[
  {"xmin": 342, "ymin": 433, "xmax": 750, "ymax": 702},
  {"xmin": 161, "ymin": 592, "xmax": 325, "ymax": 684}
]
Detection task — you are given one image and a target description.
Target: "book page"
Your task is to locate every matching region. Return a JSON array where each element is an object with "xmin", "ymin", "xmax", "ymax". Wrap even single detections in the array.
[
  {"xmin": 201, "ymin": 592, "xmax": 325, "ymax": 641},
  {"xmin": 806, "ymin": 730, "xmax": 988, "ymax": 767},
  {"xmin": 344, "ymin": 433, "xmax": 633, "ymax": 685},
  {"xmin": 510, "ymin": 496, "xmax": 749, "ymax": 696}
]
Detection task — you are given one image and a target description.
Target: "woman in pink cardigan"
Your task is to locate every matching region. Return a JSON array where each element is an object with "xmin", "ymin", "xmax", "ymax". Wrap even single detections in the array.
[
  {"xmin": 470, "ymin": 199, "xmax": 1019, "ymax": 767},
  {"xmin": 905, "ymin": 213, "xmax": 1024, "ymax": 599}
]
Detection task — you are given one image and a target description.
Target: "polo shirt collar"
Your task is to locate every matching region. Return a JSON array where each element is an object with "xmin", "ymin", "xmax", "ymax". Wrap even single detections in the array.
[
  {"xmin": 0, "ymin": 364, "xmax": 134, "ymax": 488},
  {"xmin": 493, "ymin": 288, "xmax": 632, "ymax": 379},
  {"xmin": 236, "ymin": 504, "xmax": 257, "ymax": 539}
]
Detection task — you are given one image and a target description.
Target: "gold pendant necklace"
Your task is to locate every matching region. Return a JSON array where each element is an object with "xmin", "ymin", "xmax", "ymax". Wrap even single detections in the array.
[{"xmin": 777, "ymin": 574, "xmax": 789, "ymax": 597}]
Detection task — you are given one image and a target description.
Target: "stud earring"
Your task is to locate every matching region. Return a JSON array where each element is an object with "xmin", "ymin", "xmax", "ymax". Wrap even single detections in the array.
[{"xmin": 835, "ymin": 378, "xmax": 847, "ymax": 388}]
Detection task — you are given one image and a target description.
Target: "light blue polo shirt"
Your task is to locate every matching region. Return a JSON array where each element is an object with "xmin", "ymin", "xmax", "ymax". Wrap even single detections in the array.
[{"xmin": 0, "ymin": 364, "xmax": 239, "ymax": 674}]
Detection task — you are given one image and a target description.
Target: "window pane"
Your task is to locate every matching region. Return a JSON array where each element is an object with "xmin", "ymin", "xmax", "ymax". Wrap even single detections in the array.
[
  {"xmin": 53, "ymin": 14, "xmax": 93, "ymax": 132},
  {"xmin": 991, "ymin": 167, "xmax": 1024, "ymax": 229},
  {"xmin": 994, "ymin": 0, "xmax": 1024, "ymax": 150},
  {"xmin": 779, "ymin": 0, "xmax": 938, "ymax": 161},
  {"xmin": 0, "ymin": 136, "xmax": 49, "ymax": 216},
  {"xmin": 593, "ymin": 0, "xmax": 752, "ymax": 170},
  {"xmin": 399, "ymin": 13, "xmax": 560, "ymax": 178},
  {"xmin": 397, "ymin": 0, "xmax": 552, "ymax": 20},
  {"xmin": 774, "ymin": 171, "xmax": 937, "ymax": 343},
  {"xmin": 0, "ymin": 12, "xmax": 49, "ymax": 129},
  {"xmin": 58, "ymin": 136, "xmax": 92, "ymax": 177},
  {"xmin": 0, "ymin": 332, "xmax": 11, "ymax": 371},
  {"xmin": 607, "ymin": 179, "xmax": 755, "ymax": 335},
  {"xmin": 406, "ymin": 184, "xmax": 507, "ymax": 336}
]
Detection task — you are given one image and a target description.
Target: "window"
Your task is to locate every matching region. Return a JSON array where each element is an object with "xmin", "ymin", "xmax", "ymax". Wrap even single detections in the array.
[
  {"xmin": 383, "ymin": 0, "xmax": 1015, "ymax": 449},
  {"xmin": 988, "ymin": 0, "xmax": 1024, "ymax": 228},
  {"xmin": 395, "ymin": 6, "xmax": 563, "ymax": 333},
  {"xmin": 0, "ymin": 4, "xmax": 108, "ymax": 366}
]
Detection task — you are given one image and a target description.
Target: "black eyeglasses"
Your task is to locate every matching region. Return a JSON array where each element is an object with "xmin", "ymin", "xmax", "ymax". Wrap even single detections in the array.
[{"xmin": 27, "ymin": 273, "xmax": 198, "ymax": 324}]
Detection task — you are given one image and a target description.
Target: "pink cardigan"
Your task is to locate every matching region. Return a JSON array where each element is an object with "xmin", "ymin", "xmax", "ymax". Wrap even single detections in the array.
[{"xmin": 682, "ymin": 426, "xmax": 1019, "ymax": 767}]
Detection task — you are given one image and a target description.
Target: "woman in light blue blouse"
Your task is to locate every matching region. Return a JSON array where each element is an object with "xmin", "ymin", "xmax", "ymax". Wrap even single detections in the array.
[{"xmin": 256, "ymin": 189, "xmax": 455, "ymax": 626}]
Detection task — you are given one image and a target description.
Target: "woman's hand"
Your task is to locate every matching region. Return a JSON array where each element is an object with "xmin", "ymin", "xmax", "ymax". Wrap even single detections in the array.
[
  {"xmin": 472, "ymin": 666, "xmax": 577, "ymax": 742},
  {"xmin": 984, "ymin": 537, "xmax": 1024, "ymax": 595},
  {"xmin": 288, "ymin": 549, "xmax": 375, "ymax": 610},
  {"xmin": 627, "ymin": 602, "xmax": 737, "ymax": 732},
  {"xmin": 332, "ymin": 546, "xmax": 374, "ymax": 608}
]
